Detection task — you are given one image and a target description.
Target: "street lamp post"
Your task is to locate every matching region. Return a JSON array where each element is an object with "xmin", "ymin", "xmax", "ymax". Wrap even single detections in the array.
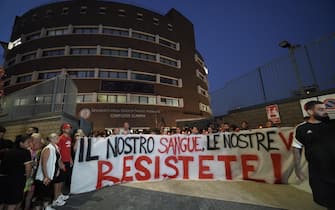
[
  {"xmin": 279, "ymin": 40, "xmax": 305, "ymax": 96},
  {"xmin": 303, "ymin": 45, "xmax": 318, "ymax": 89}
]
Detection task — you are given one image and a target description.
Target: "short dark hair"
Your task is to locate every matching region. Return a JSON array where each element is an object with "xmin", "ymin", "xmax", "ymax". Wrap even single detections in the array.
[
  {"xmin": 304, "ymin": 101, "xmax": 323, "ymax": 111},
  {"xmin": 14, "ymin": 134, "xmax": 31, "ymax": 148},
  {"xmin": 32, "ymin": 127, "xmax": 39, "ymax": 133},
  {"xmin": 0, "ymin": 126, "xmax": 6, "ymax": 133}
]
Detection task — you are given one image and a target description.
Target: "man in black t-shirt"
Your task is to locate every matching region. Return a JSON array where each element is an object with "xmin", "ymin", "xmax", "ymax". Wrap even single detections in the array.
[{"xmin": 293, "ymin": 100, "xmax": 335, "ymax": 209}]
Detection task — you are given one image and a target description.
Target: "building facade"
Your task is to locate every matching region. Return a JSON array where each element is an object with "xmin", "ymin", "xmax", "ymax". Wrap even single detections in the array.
[{"xmin": 2, "ymin": 0, "xmax": 211, "ymax": 130}]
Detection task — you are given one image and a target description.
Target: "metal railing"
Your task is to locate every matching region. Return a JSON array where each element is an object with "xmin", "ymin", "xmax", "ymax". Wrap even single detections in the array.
[
  {"xmin": 211, "ymin": 33, "xmax": 335, "ymax": 116},
  {"xmin": 0, "ymin": 74, "xmax": 77, "ymax": 122}
]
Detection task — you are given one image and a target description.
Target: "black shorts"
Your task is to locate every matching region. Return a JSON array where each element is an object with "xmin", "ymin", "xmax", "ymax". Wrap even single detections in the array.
[
  {"xmin": 34, "ymin": 180, "xmax": 54, "ymax": 203},
  {"xmin": 0, "ymin": 175, "xmax": 26, "ymax": 204},
  {"xmin": 53, "ymin": 169, "xmax": 64, "ymax": 183},
  {"xmin": 53, "ymin": 162, "xmax": 72, "ymax": 183}
]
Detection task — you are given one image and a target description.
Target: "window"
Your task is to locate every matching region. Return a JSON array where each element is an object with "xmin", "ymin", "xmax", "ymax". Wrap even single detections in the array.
[
  {"xmin": 70, "ymin": 48, "xmax": 97, "ymax": 55},
  {"xmin": 195, "ymin": 53, "xmax": 205, "ymax": 67},
  {"xmin": 139, "ymin": 96, "xmax": 148, "ymax": 104},
  {"xmin": 196, "ymin": 69, "xmax": 207, "ymax": 82},
  {"xmin": 6, "ymin": 58, "xmax": 16, "ymax": 67},
  {"xmin": 62, "ymin": 7, "xmax": 69, "ymax": 15},
  {"xmin": 16, "ymin": 75, "xmax": 32, "ymax": 83},
  {"xmin": 34, "ymin": 95, "xmax": 52, "ymax": 104},
  {"xmin": 68, "ymin": 71, "xmax": 95, "ymax": 78},
  {"xmin": 32, "ymin": 14, "xmax": 38, "ymax": 21},
  {"xmin": 136, "ymin": 13, "xmax": 143, "ymax": 21},
  {"xmin": 38, "ymin": 72, "xmax": 61, "ymax": 80},
  {"xmin": 200, "ymin": 89, "xmax": 207, "ymax": 96},
  {"xmin": 160, "ymin": 56, "xmax": 178, "ymax": 67},
  {"xmin": 101, "ymin": 95, "xmax": 125, "ymax": 103},
  {"xmin": 20, "ymin": 19, "xmax": 26, "ymax": 27},
  {"xmin": 161, "ymin": 97, "xmax": 179, "ymax": 107},
  {"xmin": 46, "ymin": 9, "xmax": 53, "ymax": 17},
  {"xmin": 131, "ymin": 73, "xmax": 156, "ymax": 82},
  {"xmin": 130, "ymin": 95, "xmax": 139, "ymax": 104},
  {"xmin": 101, "ymin": 81, "xmax": 154, "ymax": 94},
  {"xmin": 103, "ymin": 28, "xmax": 129, "ymax": 37},
  {"xmin": 26, "ymin": 32, "xmax": 40, "ymax": 41},
  {"xmin": 46, "ymin": 28, "xmax": 68, "ymax": 36},
  {"xmin": 168, "ymin": 24, "xmax": 173, "ymax": 31},
  {"xmin": 131, "ymin": 51, "xmax": 156, "ymax": 61},
  {"xmin": 198, "ymin": 85, "xmax": 208, "ymax": 97},
  {"xmin": 73, "ymin": 27, "xmax": 99, "ymax": 34},
  {"xmin": 118, "ymin": 9, "xmax": 126, "ymax": 17},
  {"xmin": 153, "ymin": 18, "xmax": 159, "ymax": 25},
  {"xmin": 42, "ymin": 49, "xmax": 65, "ymax": 57},
  {"xmin": 117, "ymin": 95, "xmax": 127, "ymax": 103},
  {"xmin": 99, "ymin": 7, "xmax": 106, "ymax": 15},
  {"xmin": 21, "ymin": 52, "xmax": 36, "ymax": 62},
  {"xmin": 97, "ymin": 94, "xmax": 107, "ymax": 102},
  {"xmin": 80, "ymin": 6, "xmax": 87, "ymax": 14},
  {"xmin": 148, "ymin": 96, "xmax": 156, "ymax": 104},
  {"xmin": 159, "ymin": 38, "xmax": 177, "ymax": 50},
  {"xmin": 97, "ymin": 94, "xmax": 126, "ymax": 103},
  {"xmin": 129, "ymin": 95, "xmax": 155, "ymax": 104},
  {"xmin": 101, "ymin": 48, "xmax": 128, "ymax": 57},
  {"xmin": 14, "ymin": 98, "xmax": 29, "ymax": 106},
  {"xmin": 199, "ymin": 103, "xmax": 211, "ymax": 113},
  {"xmin": 77, "ymin": 94, "xmax": 94, "ymax": 103},
  {"xmin": 160, "ymin": 76, "xmax": 178, "ymax": 86},
  {"xmin": 99, "ymin": 71, "xmax": 127, "ymax": 79},
  {"xmin": 132, "ymin": 32, "xmax": 155, "ymax": 42}
]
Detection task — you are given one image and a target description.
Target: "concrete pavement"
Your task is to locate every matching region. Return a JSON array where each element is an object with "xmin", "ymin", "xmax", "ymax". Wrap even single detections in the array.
[{"xmin": 58, "ymin": 180, "xmax": 324, "ymax": 210}]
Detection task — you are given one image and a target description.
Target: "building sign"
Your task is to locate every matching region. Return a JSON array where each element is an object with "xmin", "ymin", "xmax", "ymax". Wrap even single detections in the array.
[
  {"xmin": 71, "ymin": 128, "xmax": 295, "ymax": 194},
  {"xmin": 266, "ymin": 104, "xmax": 281, "ymax": 124},
  {"xmin": 300, "ymin": 94, "xmax": 335, "ymax": 119},
  {"xmin": 88, "ymin": 108, "xmax": 160, "ymax": 119},
  {"xmin": 8, "ymin": 38, "xmax": 22, "ymax": 50}
]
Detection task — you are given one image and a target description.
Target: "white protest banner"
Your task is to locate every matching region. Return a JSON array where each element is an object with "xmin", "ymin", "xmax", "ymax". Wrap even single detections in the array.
[{"xmin": 71, "ymin": 127, "xmax": 295, "ymax": 194}]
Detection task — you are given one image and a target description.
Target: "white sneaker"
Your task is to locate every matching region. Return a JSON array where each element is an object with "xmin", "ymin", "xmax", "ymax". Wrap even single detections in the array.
[
  {"xmin": 52, "ymin": 197, "xmax": 66, "ymax": 206},
  {"xmin": 59, "ymin": 194, "xmax": 70, "ymax": 201},
  {"xmin": 45, "ymin": 205, "xmax": 56, "ymax": 210}
]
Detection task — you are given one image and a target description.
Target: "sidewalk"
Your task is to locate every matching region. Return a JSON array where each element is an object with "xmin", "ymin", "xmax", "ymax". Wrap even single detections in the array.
[{"xmin": 59, "ymin": 180, "xmax": 323, "ymax": 210}]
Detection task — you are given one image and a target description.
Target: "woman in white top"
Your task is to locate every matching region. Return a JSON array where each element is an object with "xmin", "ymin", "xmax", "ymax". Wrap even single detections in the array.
[{"xmin": 35, "ymin": 133, "xmax": 66, "ymax": 210}]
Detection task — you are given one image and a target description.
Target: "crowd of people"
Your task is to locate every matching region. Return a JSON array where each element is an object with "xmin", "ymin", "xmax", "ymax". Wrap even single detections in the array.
[
  {"xmin": 89, "ymin": 120, "xmax": 277, "ymax": 137},
  {"xmin": 0, "ymin": 124, "xmax": 79, "ymax": 210},
  {"xmin": 0, "ymin": 119, "xmax": 275, "ymax": 210},
  {"xmin": 1, "ymin": 100, "xmax": 334, "ymax": 210}
]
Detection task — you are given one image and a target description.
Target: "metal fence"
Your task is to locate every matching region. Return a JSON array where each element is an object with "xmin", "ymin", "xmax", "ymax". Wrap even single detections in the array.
[
  {"xmin": 0, "ymin": 74, "xmax": 78, "ymax": 122},
  {"xmin": 211, "ymin": 33, "xmax": 335, "ymax": 116}
]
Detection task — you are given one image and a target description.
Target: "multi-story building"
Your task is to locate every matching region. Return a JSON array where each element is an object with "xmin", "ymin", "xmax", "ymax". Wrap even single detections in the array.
[{"xmin": 2, "ymin": 0, "xmax": 211, "ymax": 130}]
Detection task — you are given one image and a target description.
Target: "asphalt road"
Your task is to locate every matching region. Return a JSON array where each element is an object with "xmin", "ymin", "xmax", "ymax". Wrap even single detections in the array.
[{"xmin": 57, "ymin": 180, "xmax": 323, "ymax": 210}]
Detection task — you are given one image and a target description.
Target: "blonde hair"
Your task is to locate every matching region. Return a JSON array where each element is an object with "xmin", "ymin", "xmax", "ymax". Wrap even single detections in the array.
[
  {"xmin": 31, "ymin": 133, "xmax": 42, "ymax": 139},
  {"xmin": 77, "ymin": 129, "xmax": 86, "ymax": 137},
  {"xmin": 48, "ymin": 133, "xmax": 58, "ymax": 142}
]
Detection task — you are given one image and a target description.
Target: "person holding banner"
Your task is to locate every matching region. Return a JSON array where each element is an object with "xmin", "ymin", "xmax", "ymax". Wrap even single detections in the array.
[
  {"xmin": 122, "ymin": 122, "xmax": 131, "ymax": 135},
  {"xmin": 293, "ymin": 100, "xmax": 335, "ymax": 210}
]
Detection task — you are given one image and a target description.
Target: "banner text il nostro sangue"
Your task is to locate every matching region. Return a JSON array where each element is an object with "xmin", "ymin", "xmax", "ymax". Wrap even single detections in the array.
[{"xmin": 71, "ymin": 128, "xmax": 295, "ymax": 194}]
